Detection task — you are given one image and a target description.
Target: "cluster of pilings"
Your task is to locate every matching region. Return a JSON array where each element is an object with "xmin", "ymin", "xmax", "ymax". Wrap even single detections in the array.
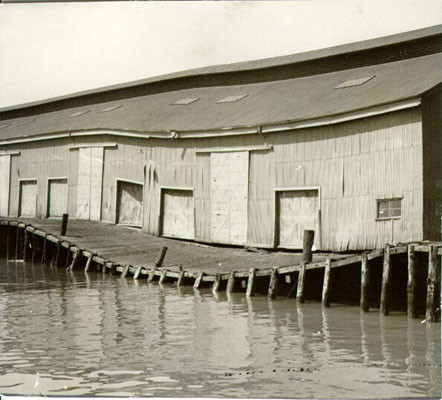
[{"xmin": 0, "ymin": 220, "xmax": 440, "ymax": 322}]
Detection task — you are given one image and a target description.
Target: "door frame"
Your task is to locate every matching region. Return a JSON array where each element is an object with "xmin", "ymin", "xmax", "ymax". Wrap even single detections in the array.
[
  {"xmin": 273, "ymin": 186, "xmax": 322, "ymax": 250},
  {"xmin": 114, "ymin": 178, "xmax": 144, "ymax": 226},
  {"xmin": 158, "ymin": 186, "xmax": 195, "ymax": 238},
  {"xmin": 18, "ymin": 178, "xmax": 38, "ymax": 218},
  {"xmin": 46, "ymin": 177, "xmax": 68, "ymax": 218}
]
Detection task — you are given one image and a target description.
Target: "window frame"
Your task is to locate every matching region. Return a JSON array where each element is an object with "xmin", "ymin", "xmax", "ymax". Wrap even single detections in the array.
[{"xmin": 376, "ymin": 197, "xmax": 403, "ymax": 221}]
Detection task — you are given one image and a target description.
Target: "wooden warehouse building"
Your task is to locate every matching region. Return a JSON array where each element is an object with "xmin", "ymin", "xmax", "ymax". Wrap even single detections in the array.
[{"xmin": 0, "ymin": 26, "xmax": 441, "ymax": 251}]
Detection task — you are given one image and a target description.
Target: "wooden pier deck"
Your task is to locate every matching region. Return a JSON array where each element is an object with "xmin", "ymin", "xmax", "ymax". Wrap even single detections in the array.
[{"xmin": 0, "ymin": 218, "xmax": 440, "ymax": 321}]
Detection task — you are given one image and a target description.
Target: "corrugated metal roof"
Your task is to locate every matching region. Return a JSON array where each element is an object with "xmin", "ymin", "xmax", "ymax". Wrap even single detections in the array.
[
  {"xmin": 0, "ymin": 53, "xmax": 441, "ymax": 140},
  {"xmin": 1, "ymin": 24, "xmax": 441, "ymax": 113}
]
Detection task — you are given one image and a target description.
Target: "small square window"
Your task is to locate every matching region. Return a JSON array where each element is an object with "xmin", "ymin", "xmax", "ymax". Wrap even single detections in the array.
[{"xmin": 377, "ymin": 198, "xmax": 402, "ymax": 220}]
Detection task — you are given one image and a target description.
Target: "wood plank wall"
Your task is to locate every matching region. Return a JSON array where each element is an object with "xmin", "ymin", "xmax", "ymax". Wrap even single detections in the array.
[{"xmin": 1, "ymin": 107, "xmax": 424, "ymax": 251}]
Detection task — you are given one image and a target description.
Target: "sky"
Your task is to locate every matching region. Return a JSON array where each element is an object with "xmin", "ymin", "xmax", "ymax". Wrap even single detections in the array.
[{"xmin": 0, "ymin": 0, "xmax": 441, "ymax": 109}]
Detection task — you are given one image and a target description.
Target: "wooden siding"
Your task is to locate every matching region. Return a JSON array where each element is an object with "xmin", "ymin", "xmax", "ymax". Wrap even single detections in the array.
[
  {"xmin": 0, "ymin": 107, "xmax": 425, "ymax": 250},
  {"xmin": 47, "ymin": 178, "xmax": 68, "ymax": 217}
]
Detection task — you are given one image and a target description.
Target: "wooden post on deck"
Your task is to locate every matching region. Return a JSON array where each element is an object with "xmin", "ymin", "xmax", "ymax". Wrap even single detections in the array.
[
  {"xmin": 407, "ymin": 245, "xmax": 417, "ymax": 318},
  {"xmin": 268, "ymin": 267, "xmax": 279, "ymax": 300},
  {"xmin": 246, "ymin": 268, "xmax": 257, "ymax": 297},
  {"xmin": 226, "ymin": 271, "xmax": 237, "ymax": 293},
  {"xmin": 155, "ymin": 247, "xmax": 168, "ymax": 268},
  {"xmin": 380, "ymin": 245, "xmax": 391, "ymax": 316},
  {"xmin": 321, "ymin": 259, "xmax": 332, "ymax": 307},
  {"xmin": 60, "ymin": 214, "xmax": 68, "ymax": 236},
  {"xmin": 426, "ymin": 245, "xmax": 440, "ymax": 322},
  {"xmin": 360, "ymin": 252, "xmax": 370, "ymax": 312},
  {"xmin": 296, "ymin": 263, "xmax": 307, "ymax": 303},
  {"xmin": 303, "ymin": 230, "xmax": 315, "ymax": 263},
  {"xmin": 212, "ymin": 273, "xmax": 221, "ymax": 292}
]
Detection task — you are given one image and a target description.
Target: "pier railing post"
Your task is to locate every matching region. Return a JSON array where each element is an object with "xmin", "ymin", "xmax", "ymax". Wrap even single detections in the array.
[
  {"xmin": 360, "ymin": 252, "xmax": 370, "ymax": 312},
  {"xmin": 380, "ymin": 245, "xmax": 391, "ymax": 316}
]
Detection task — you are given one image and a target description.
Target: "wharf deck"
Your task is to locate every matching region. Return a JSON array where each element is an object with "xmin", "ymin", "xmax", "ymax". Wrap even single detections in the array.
[{"xmin": 1, "ymin": 218, "xmax": 346, "ymax": 273}]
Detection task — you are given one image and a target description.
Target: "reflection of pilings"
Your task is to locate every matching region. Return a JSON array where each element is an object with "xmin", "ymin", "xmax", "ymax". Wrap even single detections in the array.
[{"xmin": 425, "ymin": 321, "xmax": 441, "ymax": 393}]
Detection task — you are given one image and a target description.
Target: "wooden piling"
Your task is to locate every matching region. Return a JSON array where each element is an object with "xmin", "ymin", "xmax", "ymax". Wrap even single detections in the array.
[
  {"xmin": 133, "ymin": 266, "xmax": 143, "ymax": 279},
  {"xmin": 380, "ymin": 246, "xmax": 391, "ymax": 316},
  {"xmin": 426, "ymin": 245, "xmax": 440, "ymax": 322},
  {"xmin": 15, "ymin": 226, "xmax": 20, "ymax": 260},
  {"xmin": 84, "ymin": 254, "xmax": 94, "ymax": 272},
  {"xmin": 194, "ymin": 272, "xmax": 204, "ymax": 289},
  {"xmin": 296, "ymin": 263, "xmax": 307, "ymax": 303},
  {"xmin": 64, "ymin": 245, "xmax": 72, "ymax": 269},
  {"xmin": 110, "ymin": 263, "xmax": 118, "ymax": 275},
  {"xmin": 268, "ymin": 267, "xmax": 279, "ymax": 300},
  {"xmin": 41, "ymin": 236, "xmax": 48, "ymax": 265},
  {"xmin": 159, "ymin": 269, "xmax": 168, "ymax": 284},
  {"xmin": 177, "ymin": 270, "xmax": 184, "ymax": 286},
  {"xmin": 407, "ymin": 245, "xmax": 417, "ymax": 318},
  {"xmin": 321, "ymin": 259, "xmax": 332, "ymax": 307},
  {"xmin": 302, "ymin": 230, "xmax": 315, "ymax": 263},
  {"xmin": 360, "ymin": 252, "xmax": 370, "ymax": 312},
  {"xmin": 5, "ymin": 222, "xmax": 10, "ymax": 261},
  {"xmin": 246, "ymin": 268, "xmax": 257, "ymax": 297},
  {"xmin": 212, "ymin": 273, "xmax": 221, "ymax": 292},
  {"xmin": 23, "ymin": 229, "xmax": 29, "ymax": 262},
  {"xmin": 120, "ymin": 264, "xmax": 130, "ymax": 278},
  {"xmin": 226, "ymin": 271, "xmax": 237, "ymax": 293},
  {"xmin": 67, "ymin": 250, "xmax": 80, "ymax": 272},
  {"xmin": 147, "ymin": 267, "xmax": 156, "ymax": 282}
]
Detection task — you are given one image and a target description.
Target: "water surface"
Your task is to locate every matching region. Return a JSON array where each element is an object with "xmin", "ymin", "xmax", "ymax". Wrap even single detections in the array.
[{"xmin": 0, "ymin": 259, "xmax": 440, "ymax": 398}]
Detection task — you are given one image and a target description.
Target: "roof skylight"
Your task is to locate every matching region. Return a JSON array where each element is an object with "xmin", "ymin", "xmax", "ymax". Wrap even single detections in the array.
[
  {"xmin": 172, "ymin": 98, "xmax": 200, "ymax": 105},
  {"xmin": 217, "ymin": 94, "xmax": 248, "ymax": 103},
  {"xmin": 69, "ymin": 110, "xmax": 90, "ymax": 117},
  {"xmin": 335, "ymin": 75, "xmax": 375, "ymax": 89},
  {"xmin": 98, "ymin": 104, "xmax": 123, "ymax": 113}
]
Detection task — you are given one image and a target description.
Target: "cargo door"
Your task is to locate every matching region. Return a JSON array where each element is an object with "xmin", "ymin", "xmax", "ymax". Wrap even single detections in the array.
[
  {"xmin": 210, "ymin": 151, "xmax": 248, "ymax": 245},
  {"xmin": 116, "ymin": 180, "xmax": 143, "ymax": 227},
  {"xmin": 48, "ymin": 178, "xmax": 68, "ymax": 218},
  {"xmin": 277, "ymin": 189, "xmax": 319, "ymax": 249},
  {"xmin": 76, "ymin": 147, "xmax": 103, "ymax": 221},
  {"xmin": 161, "ymin": 188, "xmax": 195, "ymax": 240},
  {"xmin": 0, "ymin": 155, "xmax": 11, "ymax": 216},
  {"xmin": 19, "ymin": 180, "xmax": 38, "ymax": 217}
]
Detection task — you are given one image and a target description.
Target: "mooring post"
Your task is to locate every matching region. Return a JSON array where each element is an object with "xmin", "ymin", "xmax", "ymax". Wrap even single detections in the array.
[
  {"xmin": 246, "ymin": 268, "xmax": 257, "ymax": 297},
  {"xmin": 155, "ymin": 246, "xmax": 168, "ymax": 268},
  {"xmin": 322, "ymin": 259, "xmax": 332, "ymax": 307},
  {"xmin": 360, "ymin": 252, "xmax": 370, "ymax": 312},
  {"xmin": 212, "ymin": 273, "xmax": 221, "ymax": 292},
  {"xmin": 60, "ymin": 214, "xmax": 68, "ymax": 236},
  {"xmin": 380, "ymin": 245, "xmax": 391, "ymax": 316},
  {"xmin": 407, "ymin": 245, "xmax": 417, "ymax": 318},
  {"xmin": 302, "ymin": 230, "xmax": 315, "ymax": 263},
  {"xmin": 268, "ymin": 267, "xmax": 279, "ymax": 300},
  {"xmin": 226, "ymin": 271, "xmax": 237, "ymax": 293},
  {"xmin": 426, "ymin": 245, "xmax": 440, "ymax": 322},
  {"xmin": 296, "ymin": 263, "xmax": 307, "ymax": 303}
]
